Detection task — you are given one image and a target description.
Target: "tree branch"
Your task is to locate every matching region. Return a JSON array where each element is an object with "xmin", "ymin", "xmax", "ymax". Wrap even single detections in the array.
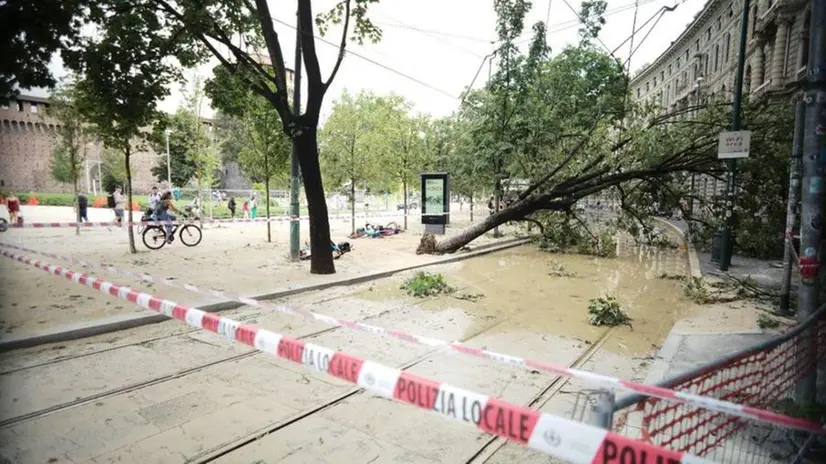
[
  {"xmin": 297, "ymin": 0, "xmax": 323, "ymax": 88},
  {"xmin": 516, "ymin": 118, "xmax": 600, "ymax": 202},
  {"xmin": 253, "ymin": 0, "xmax": 289, "ymax": 95},
  {"xmin": 325, "ymin": 0, "xmax": 351, "ymax": 90}
]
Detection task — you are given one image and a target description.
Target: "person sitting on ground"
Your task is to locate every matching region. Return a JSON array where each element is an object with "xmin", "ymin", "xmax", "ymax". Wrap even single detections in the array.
[{"xmin": 155, "ymin": 191, "xmax": 183, "ymax": 243}]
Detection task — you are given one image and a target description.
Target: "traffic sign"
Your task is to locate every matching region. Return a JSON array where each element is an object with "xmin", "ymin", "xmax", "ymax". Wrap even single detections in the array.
[{"xmin": 718, "ymin": 130, "xmax": 751, "ymax": 159}]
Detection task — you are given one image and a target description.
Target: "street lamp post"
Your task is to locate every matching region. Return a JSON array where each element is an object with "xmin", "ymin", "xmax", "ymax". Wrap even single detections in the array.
[
  {"xmin": 164, "ymin": 129, "xmax": 172, "ymax": 188},
  {"xmin": 718, "ymin": 0, "xmax": 751, "ymax": 271}
]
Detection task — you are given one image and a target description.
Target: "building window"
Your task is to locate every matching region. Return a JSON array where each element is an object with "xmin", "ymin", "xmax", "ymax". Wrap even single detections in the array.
[
  {"xmin": 695, "ymin": 40, "xmax": 699, "ymax": 52},
  {"xmin": 729, "ymin": 6, "xmax": 734, "ymax": 17},
  {"xmin": 668, "ymin": 64, "xmax": 672, "ymax": 75},
  {"xmin": 800, "ymin": 12, "xmax": 811, "ymax": 69},
  {"xmin": 30, "ymin": 103, "xmax": 38, "ymax": 114},
  {"xmin": 707, "ymin": 28, "xmax": 712, "ymax": 41},
  {"xmin": 751, "ymin": 6, "xmax": 758, "ymax": 38},
  {"xmin": 677, "ymin": 58, "xmax": 681, "ymax": 68},
  {"xmin": 717, "ymin": 17, "xmax": 722, "ymax": 31},
  {"xmin": 685, "ymin": 49, "xmax": 689, "ymax": 61},
  {"xmin": 714, "ymin": 45, "xmax": 720, "ymax": 71},
  {"xmin": 654, "ymin": 77, "xmax": 657, "ymax": 86},
  {"xmin": 637, "ymin": 88, "xmax": 641, "ymax": 98},
  {"xmin": 646, "ymin": 82, "xmax": 650, "ymax": 92},
  {"xmin": 16, "ymin": 101, "xmax": 23, "ymax": 112},
  {"xmin": 725, "ymin": 33, "xmax": 731, "ymax": 62}
]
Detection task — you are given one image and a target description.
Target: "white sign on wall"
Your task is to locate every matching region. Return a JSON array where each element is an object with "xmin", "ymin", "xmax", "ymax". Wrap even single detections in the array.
[{"xmin": 717, "ymin": 130, "xmax": 751, "ymax": 159}]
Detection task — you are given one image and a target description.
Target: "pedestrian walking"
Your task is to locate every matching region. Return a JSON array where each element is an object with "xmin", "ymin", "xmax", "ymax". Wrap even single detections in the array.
[
  {"xmin": 227, "ymin": 196, "xmax": 236, "ymax": 218},
  {"xmin": 113, "ymin": 186, "xmax": 125, "ymax": 225},
  {"xmin": 242, "ymin": 200, "xmax": 250, "ymax": 219},
  {"xmin": 250, "ymin": 195, "xmax": 258, "ymax": 220},
  {"xmin": 77, "ymin": 192, "xmax": 89, "ymax": 223}
]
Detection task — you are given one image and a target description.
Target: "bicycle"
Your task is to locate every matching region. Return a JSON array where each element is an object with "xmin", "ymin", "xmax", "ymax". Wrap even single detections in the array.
[{"xmin": 141, "ymin": 216, "xmax": 203, "ymax": 250}]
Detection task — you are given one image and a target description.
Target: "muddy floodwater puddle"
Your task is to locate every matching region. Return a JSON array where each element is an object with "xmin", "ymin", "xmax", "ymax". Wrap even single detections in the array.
[{"xmin": 351, "ymin": 239, "xmax": 692, "ymax": 357}]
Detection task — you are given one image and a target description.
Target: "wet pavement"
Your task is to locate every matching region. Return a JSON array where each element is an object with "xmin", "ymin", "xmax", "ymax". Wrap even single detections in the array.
[{"xmin": 0, "ymin": 240, "xmax": 694, "ymax": 463}]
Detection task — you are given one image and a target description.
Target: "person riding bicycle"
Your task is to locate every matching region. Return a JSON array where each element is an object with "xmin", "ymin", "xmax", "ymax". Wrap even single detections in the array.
[{"xmin": 155, "ymin": 191, "xmax": 182, "ymax": 243}]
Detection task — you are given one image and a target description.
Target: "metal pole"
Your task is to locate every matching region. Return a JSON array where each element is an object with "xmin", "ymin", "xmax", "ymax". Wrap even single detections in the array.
[
  {"xmin": 165, "ymin": 130, "xmax": 171, "ymax": 188},
  {"xmin": 289, "ymin": 11, "xmax": 303, "ymax": 262},
  {"xmin": 718, "ymin": 0, "xmax": 750, "ymax": 271},
  {"xmin": 591, "ymin": 389, "xmax": 616, "ymax": 430},
  {"xmin": 780, "ymin": 101, "xmax": 805, "ymax": 314},
  {"xmin": 795, "ymin": 0, "xmax": 826, "ymax": 408}
]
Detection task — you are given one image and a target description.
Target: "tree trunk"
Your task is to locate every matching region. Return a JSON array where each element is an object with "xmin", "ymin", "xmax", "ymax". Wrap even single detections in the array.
[
  {"xmin": 428, "ymin": 206, "xmax": 522, "ymax": 253},
  {"xmin": 493, "ymin": 179, "xmax": 502, "ymax": 237},
  {"xmin": 73, "ymin": 174, "xmax": 79, "ymax": 237},
  {"xmin": 470, "ymin": 192, "xmax": 474, "ymax": 222},
  {"xmin": 295, "ymin": 128, "xmax": 335, "ymax": 274},
  {"xmin": 350, "ymin": 178, "xmax": 356, "ymax": 235},
  {"xmin": 403, "ymin": 179, "xmax": 408, "ymax": 230},
  {"xmin": 124, "ymin": 149, "xmax": 136, "ymax": 253},
  {"xmin": 265, "ymin": 177, "xmax": 271, "ymax": 243}
]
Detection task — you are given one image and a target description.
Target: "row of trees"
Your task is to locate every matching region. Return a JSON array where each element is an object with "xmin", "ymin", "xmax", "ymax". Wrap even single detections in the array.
[{"xmin": 320, "ymin": 90, "xmax": 430, "ymax": 232}]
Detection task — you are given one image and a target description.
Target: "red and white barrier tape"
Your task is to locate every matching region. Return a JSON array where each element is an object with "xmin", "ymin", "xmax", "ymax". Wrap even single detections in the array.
[
  {"xmin": 3, "ymin": 242, "xmax": 821, "ymax": 437},
  {"xmin": 0, "ymin": 249, "xmax": 709, "ymax": 463},
  {"xmin": 3, "ymin": 211, "xmax": 442, "ymax": 230}
]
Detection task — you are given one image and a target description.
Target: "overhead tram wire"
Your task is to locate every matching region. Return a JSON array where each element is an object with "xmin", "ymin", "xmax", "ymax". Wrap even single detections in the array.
[
  {"xmin": 270, "ymin": 17, "xmax": 459, "ymax": 100},
  {"xmin": 622, "ymin": 4, "xmax": 675, "ymax": 68},
  {"xmin": 512, "ymin": 0, "xmax": 665, "ymax": 46},
  {"xmin": 371, "ymin": 13, "xmax": 489, "ymax": 59}
]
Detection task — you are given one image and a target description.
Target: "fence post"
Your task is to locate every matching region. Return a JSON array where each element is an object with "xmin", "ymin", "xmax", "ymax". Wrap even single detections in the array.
[{"xmin": 591, "ymin": 389, "xmax": 616, "ymax": 430}]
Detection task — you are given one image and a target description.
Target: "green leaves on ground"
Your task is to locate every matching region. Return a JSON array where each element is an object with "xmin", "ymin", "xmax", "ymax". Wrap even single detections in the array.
[
  {"xmin": 587, "ymin": 296, "xmax": 631, "ymax": 327},
  {"xmin": 402, "ymin": 272, "xmax": 454, "ymax": 297}
]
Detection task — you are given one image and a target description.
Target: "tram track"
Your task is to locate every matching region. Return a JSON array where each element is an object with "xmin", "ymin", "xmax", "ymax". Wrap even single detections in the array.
[
  {"xmin": 464, "ymin": 326, "xmax": 617, "ymax": 464},
  {"xmin": 0, "ymin": 289, "xmax": 440, "ymax": 429},
  {"xmin": 0, "ymin": 289, "xmax": 367, "ymax": 376},
  {"xmin": 193, "ymin": 308, "xmax": 529, "ymax": 463}
]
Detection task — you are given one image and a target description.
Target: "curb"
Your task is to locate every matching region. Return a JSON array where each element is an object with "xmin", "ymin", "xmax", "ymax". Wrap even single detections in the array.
[
  {"xmin": 652, "ymin": 218, "xmax": 702, "ymax": 278},
  {"xmin": 0, "ymin": 237, "xmax": 529, "ymax": 352}
]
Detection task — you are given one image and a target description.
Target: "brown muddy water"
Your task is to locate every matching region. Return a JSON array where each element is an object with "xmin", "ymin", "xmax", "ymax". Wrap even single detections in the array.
[{"xmin": 357, "ymin": 235, "xmax": 692, "ymax": 358}]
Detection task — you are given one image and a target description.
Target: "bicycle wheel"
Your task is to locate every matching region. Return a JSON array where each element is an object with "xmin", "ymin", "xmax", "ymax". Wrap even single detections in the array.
[
  {"xmin": 142, "ymin": 226, "xmax": 167, "ymax": 250},
  {"xmin": 179, "ymin": 224, "xmax": 202, "ymax": 247},
  {"xmin": 0, "ymin": 219, "xmax": 7, "ymax": 233}
]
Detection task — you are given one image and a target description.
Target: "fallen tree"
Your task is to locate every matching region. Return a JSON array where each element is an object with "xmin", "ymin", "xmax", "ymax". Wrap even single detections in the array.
[{"xmin": 419, "ymin": 103, "xmax": 724, "ymax": 254}]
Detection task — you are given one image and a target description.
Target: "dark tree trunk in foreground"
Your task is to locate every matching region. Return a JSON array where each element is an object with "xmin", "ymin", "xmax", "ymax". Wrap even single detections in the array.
[{"xmin": 295, "ymin": 128, "xmax": 335, "ymax": 274}]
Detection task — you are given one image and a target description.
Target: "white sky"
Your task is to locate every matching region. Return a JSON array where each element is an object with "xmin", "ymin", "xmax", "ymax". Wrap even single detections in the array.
[{"xmin": 38, "ymin": 0, "xmax": 707, "ymax": 121}]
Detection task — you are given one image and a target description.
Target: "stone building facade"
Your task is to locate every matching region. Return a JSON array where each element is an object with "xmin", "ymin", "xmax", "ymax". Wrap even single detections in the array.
[
  {"xmin": 631, "ymin": 0, "xmax": 811, "ymax": 109},
  {"xmin": 629, "ymin": 0, "xmax": 811, "ymax": 209},
  {"xmin": 0, "ymin": 94, "xmax": 160, "ymax": 194}
]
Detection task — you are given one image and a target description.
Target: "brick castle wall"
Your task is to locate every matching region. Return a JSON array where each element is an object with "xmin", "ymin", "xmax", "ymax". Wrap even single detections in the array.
[{"xmin": 0, "ymin": 95, "xmax": 161, "ymax": 194}]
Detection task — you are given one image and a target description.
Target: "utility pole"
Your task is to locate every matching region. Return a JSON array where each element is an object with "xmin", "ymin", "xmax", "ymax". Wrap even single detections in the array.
[
  {"xmin": 289, "ymin": 12, "xmax": 303, "ymax": 262},
  {"xmin": 780, "ymin": 101, "xmax": 804, "ymax": 314},
  {"xmin": 718, "ymin": 0, "xmax": 750, "ymax": 271},
  {"xmin": 795, "ymin": 0, "xmax": 826, "ymax": 407}
]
